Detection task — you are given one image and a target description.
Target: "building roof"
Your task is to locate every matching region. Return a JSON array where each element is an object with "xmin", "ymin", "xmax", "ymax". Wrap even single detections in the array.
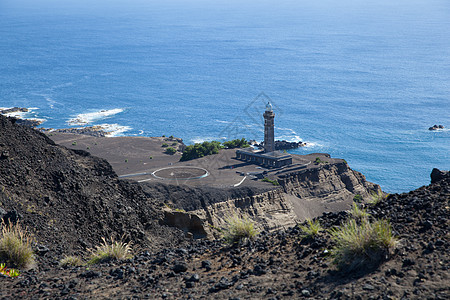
[{"xmin": 236, "ymin": 149, "xmax": 292, "ymax": 160}]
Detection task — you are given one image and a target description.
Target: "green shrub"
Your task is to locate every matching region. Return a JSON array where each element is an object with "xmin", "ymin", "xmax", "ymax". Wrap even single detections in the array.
[
  {"xmin": 0, "ymin": 221, "xmax": 35, "ymax": 269},
  {"xmin": 261, "ymin": 177, "xmax": 280, "ymax": 186},
  {"xmin": 298, "ymin": 219, "xmax": 323, "ymax": 238},
  {"xmin": 314, "ymin": 157, "xmax": 328, "ymax": 164},
  {"xmin": 165, "ymin": 147, "xmax": 177, "ymax": 155},
  {"xmin": 88, "ymin": 237, "xmax": 132, "ymax": 264},
  {"xmin": 149, "ymin": 156, "xmax": 153, "ymax": 159},
  {"xmin": 171, "ymin": 142, "xmax": 178, "ymax": 146},
  {"xmin": 180, "ymin": 141, "xmax": 223, "ymax": 161},
  {"xmin": 223, "ymin": 216, "xmax": 258, "ymax": 244},
  {"xmin": 60, "ymin": 255, "xmax": 83, "ymax": 267},
  {"xmin": 161, "ymin": 143, "xmax": 169, "ymax": 147},
  {"xmin": 222, "ymin": 138, "xmax": 250, "ymax": 149},
  {"xmin": 330, "ymin": 218, "xmax": 397, "ymax": 272},
  {"xmin": 72, "ymin": 141, "xmax": 77, "ymax": 146}
]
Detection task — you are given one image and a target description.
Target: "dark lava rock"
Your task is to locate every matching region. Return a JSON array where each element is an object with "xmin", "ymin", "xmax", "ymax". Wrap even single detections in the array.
[
  {"xmin": 253, "ymin": 264, "xmax": 267, "ymax": 276},
  {"xmin": 0, "ymin": 207, "xmax": 6, "ymax": 219},
  {"xmin": 431, "ymin": 168, "xmax": 449, "ymax": 184},
  {"xmin": 80, "ymin": 270, "xmax": 102, "ymax": 279},
  {"xmin": 185, "ymin": 274, "xmax": 200, "ymax": 282},
  {"xmin": 201, "ymin": 260, "xmax": 212, "ymax": 271},
  {"xmin": 35, "ymin": 244, "xmax": 50, "ymax": 256},
  {"xmin": 428, "ymin": 124, "xmax": 445, "ymax": 131},
  {"xmin": 2, "ymin": 209, "xmax": 22, "ymax": 224},
  {"xmin": 110, "ymin": 268, "xmax": 124, "ymax": 279},
  {"xmin": 172, "ymin": 261, "xmax": 188, "ymax": 273},
  {"xmin": 210, "ymin": 277, "xmax": 233, "ymax": 293},
  {"xmin": 402, "ymin": 258, "xmax": 416, "ymax": 267}
]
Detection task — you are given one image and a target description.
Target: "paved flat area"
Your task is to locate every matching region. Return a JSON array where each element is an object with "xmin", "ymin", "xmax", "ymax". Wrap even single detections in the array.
[{"xmin": 49, "ymin": 133, "xmax": 338, "ymax": 189}]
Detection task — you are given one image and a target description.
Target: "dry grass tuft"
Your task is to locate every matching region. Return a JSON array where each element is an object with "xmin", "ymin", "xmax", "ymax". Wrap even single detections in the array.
[
  {"xmin": 0, "ymin": 221, "xmax": 35, "ymax": 269},
  {"xmin": 330, "ymin": 218, "xmax": 398, "ymax": 272},
  {"xmin": 349, "ymin": 202, "xmax": 370, "ymax": 220},
  {"xmin": 298, "ymin": 219, "xmax": 323, "ymax": 238},
  {"xmin": 88, "ymin": 237, "xmax": 133, "ymax": 264},
  {"xmin": 60, "ymin": 255, "xmax": 83, "ymax": 267},
  {"xmin": 223, "ymin": 216, "xmax": 258, "ymax": 244}
]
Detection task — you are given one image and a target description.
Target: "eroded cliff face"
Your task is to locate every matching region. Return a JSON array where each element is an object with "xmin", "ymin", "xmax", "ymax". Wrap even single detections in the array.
[
  {"xmin": 144, "ymin": 160, "xmax": 379, "ymax": 238},
  {"xmin": 278, "ymin": 161, "xmax": 380, "ymax": 220}
]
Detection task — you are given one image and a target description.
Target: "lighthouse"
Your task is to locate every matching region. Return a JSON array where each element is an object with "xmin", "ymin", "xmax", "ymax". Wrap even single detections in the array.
[{"xmin": 263, "ymin": 102, "xmax": 275, "ymax": 153}]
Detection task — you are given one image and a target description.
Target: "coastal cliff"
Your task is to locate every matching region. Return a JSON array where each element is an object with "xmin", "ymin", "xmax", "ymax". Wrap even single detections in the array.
[{"xmin": 141, "ymin": 160, "xmax": 379, "ymax": 238}]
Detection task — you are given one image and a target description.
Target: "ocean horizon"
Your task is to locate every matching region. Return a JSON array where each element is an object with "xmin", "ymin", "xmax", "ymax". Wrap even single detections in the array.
[{"xmin": 1, "ymin": 0, "xmax": 449, "ymax": 193}]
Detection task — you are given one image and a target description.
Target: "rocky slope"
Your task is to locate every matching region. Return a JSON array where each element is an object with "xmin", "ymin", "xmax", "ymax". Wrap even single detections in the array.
[
  {"xmin": 0, "ymin": 115, "xmax": 185, "ymax": 258},
  {"xmin": 1, "ymin": 168, "xmax": 448, "ymax": 299},
  {"xmin": 0, "ymin": 114, "xmax": 448, "ymax": 299}
]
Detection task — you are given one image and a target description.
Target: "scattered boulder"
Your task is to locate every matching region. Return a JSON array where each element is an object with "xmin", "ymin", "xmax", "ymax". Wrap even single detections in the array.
[{"xmin": 431, "ymin": 168, "xmax": 449, "ymax": 183}]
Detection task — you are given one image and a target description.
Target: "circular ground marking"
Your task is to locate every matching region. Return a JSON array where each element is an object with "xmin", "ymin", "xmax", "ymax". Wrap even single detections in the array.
[{"xmin": 152, "ymin": 166, "xmax": 209, "ymax": 180}]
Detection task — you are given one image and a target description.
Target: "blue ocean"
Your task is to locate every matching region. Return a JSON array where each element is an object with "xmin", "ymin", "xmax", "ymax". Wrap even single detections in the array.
[{"xmin": 0, "ymin": 0, "xmax": 449, "ymax": 193}]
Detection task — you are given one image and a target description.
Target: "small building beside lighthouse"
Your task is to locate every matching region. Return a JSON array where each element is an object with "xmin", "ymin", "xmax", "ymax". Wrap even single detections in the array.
[{"xmin": 235, "ymin": 102, "xmax": 292, "ymax": 168}]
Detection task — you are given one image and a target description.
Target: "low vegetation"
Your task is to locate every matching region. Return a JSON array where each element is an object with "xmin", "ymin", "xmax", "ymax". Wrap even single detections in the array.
[
  {"xmin": 330, "ymin": 218, "xmax": 397, "ymax": 272},
  {"xmin": 88, "ymin": 237, "xmax": 133, "ymax": 264},
  {"xmin": 298, "ymin": 219, "xmax": 323, "ymax": 238},
  {"xmin": 349, "ymin": 202, "xmax": 370, "ymax": 220},
  {"xmin": 180, "ymin": 141, "xmax": 223, "ymax": 161},
  {"xmin": 223, "ymin": 216, "xmax": 258, "ymax": 244},
  {"xmin": 314, "ymin": 157, "xmax": 328, "ymax": 164},
  {"xmin": 180, "ymin": 138, "xmax": 250, "ymax": 161},
  {"xmin": 369, "ymin": 190, "xmax": 388, "ymax": 206},
  {"xmin": 222, "ymin": 138, "xmax": 250, "ymax": 149},
  {"xmin": 353, "ymin": 194, "xmax": 363, "ymax": 203},
  {"xmin": 60, "ymin": 255, "xmax": 83, "ymax": 267},
  {"xmin": 261, "ymin": 177, "xmax": 280, "ymax": 186},
  {"xmin": 0, "ymin": 263, "xmax": 20, "ymax": 277},
  {"xmin": 165, "ymin": 147, "xmax": 177, "ymax": 155},
  {"xmin": 0, "ymin": 221, "xmax": 35, "ymax": 269}
]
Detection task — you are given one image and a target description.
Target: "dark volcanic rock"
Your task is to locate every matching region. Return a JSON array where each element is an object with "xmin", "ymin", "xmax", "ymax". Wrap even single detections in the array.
[
  {"xmin": 428, "ymin": 124, "xmax": 445, "ymax": 130},
  {"xmin": 0, "ymin": 115, "xmax": 184, "ymax": 257},
  {"xmin": 431, "ymin": 168, "xmax": 449, "ymax": 183}
]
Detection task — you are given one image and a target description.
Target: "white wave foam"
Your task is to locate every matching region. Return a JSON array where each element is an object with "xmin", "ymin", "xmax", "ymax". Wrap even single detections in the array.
[
  {"xmin": 190, "ymin": 137, "xmax": 218, "ymax": 144},
  {"xmin": 301, "ymin": 141, "xmax": 324, "ymax": 148},
  {"xmin": 276, "ymin": 126, "xmax": 298, "ymax": 135},
  {"xmin": 98, "ymin": 123, "xmax": 132, "ymax": 137},
  {"xmin": 45, "ymin": 96, "xmax": 57, "ymax": 109},
  {"xmin": 276, "ymin": 135, "xmax": 303, "ymax": 143},
  {"xmin": 215, "ymin": 120, "xmax": 232, "ymax": 124},
  {"xmin": 67, "ymin": 108, "xmax": 124, "ymax": 126}
]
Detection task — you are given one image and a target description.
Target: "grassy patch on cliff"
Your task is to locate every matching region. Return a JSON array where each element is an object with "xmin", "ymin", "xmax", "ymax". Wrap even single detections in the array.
[{"xmin": 223, "ymin": 216, "xmax": 258, "ymax": 245}]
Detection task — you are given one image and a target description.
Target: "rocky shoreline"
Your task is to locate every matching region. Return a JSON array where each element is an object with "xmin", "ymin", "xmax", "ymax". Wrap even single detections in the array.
[{"xmin": 0, "ymin": 107, "xmax": 45, "ymax": 127}]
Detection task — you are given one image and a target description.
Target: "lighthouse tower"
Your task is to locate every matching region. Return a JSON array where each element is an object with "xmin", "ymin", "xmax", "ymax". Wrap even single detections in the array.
[{"xmin": 263, "ymin": 102, "xmax": 275, "ymax": 153}]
